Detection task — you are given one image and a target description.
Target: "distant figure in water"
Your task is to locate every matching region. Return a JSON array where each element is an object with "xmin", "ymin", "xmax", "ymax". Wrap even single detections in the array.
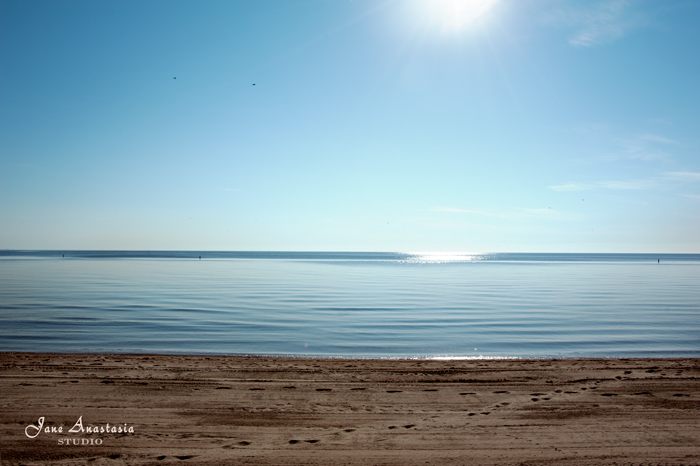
[
  {"xmin": 658, "ymin": 259, "xmax": 660, "ymax": 263},
  {"xmin": 199, "ymin": 256, "xmax": 201, "ymax": 260}
]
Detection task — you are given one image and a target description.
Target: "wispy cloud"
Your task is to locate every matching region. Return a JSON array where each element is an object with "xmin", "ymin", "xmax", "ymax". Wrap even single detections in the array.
[
  {"xmin": 432, "ymin": 206, "xmax": 474, "ymax": 213},
  {"xmin": 519, "ymin": 207, "xmax": 566, "ymax": 217},
  {"xmin": 548, "ymin": 183, "xmax": 593, "ymax": 192},
  {"xmin": 549, "ymin": 179, "xmax": 656, "ymax": 191},
  {"xmin": 597, "ymin": 179, "xmax": 656, "ymax": 190},
  {"xmin": 639, "ymin": 134, "xmax": 678, "ymax": 145},
  {"xmin": 573, "ymin": 124, "xmax": 679, "ymax": 162},
  {"xmin": 521, "ymin": 208, "xmax": 583, "ymax": 221},
  {"xmin": 544, "ymin": 0, "xmax": 649, "ymax": 47},
  {"xmin": 610, "ymin": 133, "xmax": 678, "ymax": 161},
  {"xmin": 549, "ymin": 172, "xmax": 700, "ymax": 193},
  {"xmin": 431, "ymin": 206, "xmax": 580, "ymax": 221},
  {"xmin": 664, "ymin": 172, "xmax": 700, "ymax": 181},
  {"xmin": 431, "ymin": 207, "xmax": 509, "ymax": 218}
]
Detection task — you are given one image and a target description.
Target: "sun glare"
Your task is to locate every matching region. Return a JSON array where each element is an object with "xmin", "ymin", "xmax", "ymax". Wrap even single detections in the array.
[
  {"xmin": 409, "ymin": 252, "xmax": 484, "ymax": 262},
  {"xmin": 425, "ymin": 0, "xmax": 499, "ymax": 32}
]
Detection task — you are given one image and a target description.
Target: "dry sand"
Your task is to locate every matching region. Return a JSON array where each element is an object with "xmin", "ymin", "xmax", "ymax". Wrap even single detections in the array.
[{"xmin": 1, "ymin": 353, "xmax": 698, "ymax": 465}]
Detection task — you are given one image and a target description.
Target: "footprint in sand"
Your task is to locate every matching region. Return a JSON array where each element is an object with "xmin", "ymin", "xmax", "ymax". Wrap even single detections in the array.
[
  {"xmin": 344, "ymin": 428, "xmax": 355, "ymax": 432},
  {"xmin": 386, "ymin": 390, "xmax": 402, "ymax": 393},
  {"xmin": 238, "ymin": 441, "xmax": 250, "ymax": 445},
  {"xmin": 305, "ymin": 440, "xmax": 319, "ymax": 443},
  {"xmin": 403, "ymin": 424, "xmax": 415, "ymax": 428},
  {"xmin": 249, "ymin": 388, "xmax": 264, "ymax": 391},
  {"xmin": 316, "ymin": 388, "xmax": 332, "ymax": 392},
  {"xmin": 289, "ymin": 440, "xmax": 300, "ymax": 444},
  {"xmin": 351, "ymin": 387, "xmax": 366, "ymax": 391}
]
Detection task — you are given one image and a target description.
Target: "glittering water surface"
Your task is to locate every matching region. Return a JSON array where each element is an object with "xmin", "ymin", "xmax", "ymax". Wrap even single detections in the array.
[{"xmin": 1, "ymin": 251, "xmax": 698, "ymax": 358}]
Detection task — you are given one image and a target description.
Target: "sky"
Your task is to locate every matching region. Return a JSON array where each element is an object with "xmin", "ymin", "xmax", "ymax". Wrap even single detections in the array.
[{"xmin": 1, "ymin": 0, "xmax": 699, "ymax": 252}]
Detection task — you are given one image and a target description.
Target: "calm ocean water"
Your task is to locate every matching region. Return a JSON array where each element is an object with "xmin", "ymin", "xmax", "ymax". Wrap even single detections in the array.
[{"xmin": 1, "ymin": 251, "xmax": 698, "ymax": 358}]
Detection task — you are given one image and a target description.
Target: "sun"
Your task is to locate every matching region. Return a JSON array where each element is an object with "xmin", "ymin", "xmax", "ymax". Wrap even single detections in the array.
[{"xmin": 424, "ymin": 0, "xmax": 499, "ymax": 32}]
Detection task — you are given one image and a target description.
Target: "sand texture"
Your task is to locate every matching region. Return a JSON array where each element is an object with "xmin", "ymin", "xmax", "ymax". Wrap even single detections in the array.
[{"xmin": 1, "ymin": 353, "xmax": 699, "ymax": 465}]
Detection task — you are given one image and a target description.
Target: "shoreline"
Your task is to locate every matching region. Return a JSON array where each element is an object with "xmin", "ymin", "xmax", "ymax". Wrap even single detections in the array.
[
  {"xmin": 2, "ymin": 353, "xmax": 699, "ymax": 465},
  {"xmin": 4, "ymin": 351, "xmax": 697, "ymax": 359}
]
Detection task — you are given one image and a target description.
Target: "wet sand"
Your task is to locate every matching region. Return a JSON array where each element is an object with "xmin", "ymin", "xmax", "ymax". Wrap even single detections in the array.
[{"xmin": 1, "ymin": 353, "xmax": 699, "ymax": 465}]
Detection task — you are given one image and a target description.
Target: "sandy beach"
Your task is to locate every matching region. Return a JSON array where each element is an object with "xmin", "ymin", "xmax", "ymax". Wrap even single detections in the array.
[{"xmin": 1, "ymin": 353, "xmax": 698, "ymax": 465}]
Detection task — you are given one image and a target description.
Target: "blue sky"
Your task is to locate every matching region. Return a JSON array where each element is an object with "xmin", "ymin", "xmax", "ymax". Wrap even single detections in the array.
[{"xmin": 1, "ymin": 0, "xmax": 699, "ymax": 252}]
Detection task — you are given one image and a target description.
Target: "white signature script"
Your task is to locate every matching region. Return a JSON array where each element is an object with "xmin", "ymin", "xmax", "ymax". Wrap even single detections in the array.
[{"xmin": 25, "ymin": 416, "xmax": 135, "ymax": 439}]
